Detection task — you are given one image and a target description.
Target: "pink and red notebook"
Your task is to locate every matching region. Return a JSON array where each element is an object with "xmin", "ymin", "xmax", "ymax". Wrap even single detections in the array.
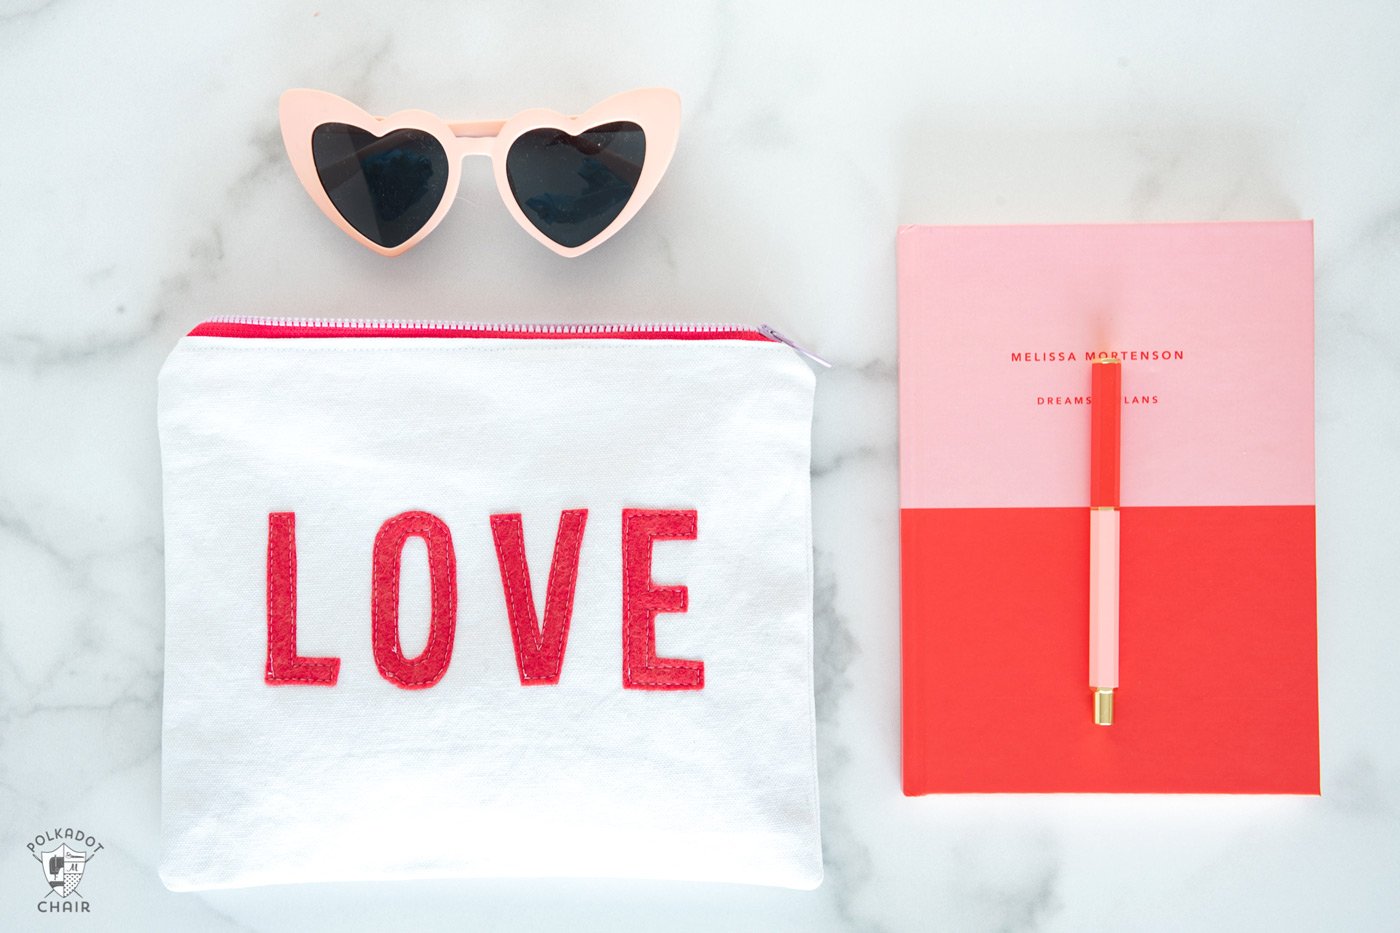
[{"xmin": 898, "ymin": 221, "xmax": 1318, "ymax": 794}]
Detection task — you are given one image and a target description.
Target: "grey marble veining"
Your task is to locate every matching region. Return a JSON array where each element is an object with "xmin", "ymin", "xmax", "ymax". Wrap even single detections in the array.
[{"xmin": 2, "ymin": 1, "xmax": 1398, "ymax": 929}]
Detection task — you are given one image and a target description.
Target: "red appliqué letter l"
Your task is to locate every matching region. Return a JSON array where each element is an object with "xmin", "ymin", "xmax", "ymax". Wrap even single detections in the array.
[{"xmin": 265, "ymin": 512, "xmax": 341, "ymax": 686}]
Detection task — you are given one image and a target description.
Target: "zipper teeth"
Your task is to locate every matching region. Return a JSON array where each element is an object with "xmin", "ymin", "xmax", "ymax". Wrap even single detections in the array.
[{"xmin": 203, "ymin": 315, "xmax": 762, "ymax": 335}]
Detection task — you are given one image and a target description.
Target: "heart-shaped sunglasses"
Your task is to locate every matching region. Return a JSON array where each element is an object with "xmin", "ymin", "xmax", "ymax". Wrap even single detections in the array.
[{"xmin": 279, "ymin": 88, "xmax": 681, "ymax": 257}]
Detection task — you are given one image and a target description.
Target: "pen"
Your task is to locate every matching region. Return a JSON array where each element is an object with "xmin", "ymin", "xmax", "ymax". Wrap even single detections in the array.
[{"xmin": 1090, "ymin": 358, "xmax": 1121, "ymax": 725}]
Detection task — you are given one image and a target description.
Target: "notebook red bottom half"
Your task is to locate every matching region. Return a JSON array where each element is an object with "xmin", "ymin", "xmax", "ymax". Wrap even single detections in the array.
[{"xmin": 901, "ymin": 505, "xmax": 1318, "ymax": 794}]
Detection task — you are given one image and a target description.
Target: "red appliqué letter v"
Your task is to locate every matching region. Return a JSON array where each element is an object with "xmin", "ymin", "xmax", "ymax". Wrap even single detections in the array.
[
  {"xmin": 622, "ymin": 509, "xmax": 704, "ymax": 690},
  {"xmin": 490, "ymin": 510, "xmax": 589, "ymax": 685},
  {"xmin": 265, "ymin": 512, "xmax": 341, "ymax": 686}
]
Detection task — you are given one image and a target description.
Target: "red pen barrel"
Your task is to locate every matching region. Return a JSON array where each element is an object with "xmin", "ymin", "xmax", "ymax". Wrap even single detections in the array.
[{"xmin": 1090, "ymin": 360, "xmax": 1121, "ymax": 508}]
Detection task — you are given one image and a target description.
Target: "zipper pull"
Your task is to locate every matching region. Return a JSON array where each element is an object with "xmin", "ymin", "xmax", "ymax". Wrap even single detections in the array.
[{"xmin": 758, "ymin": 324, "xmax": 833, "ymax": 369}]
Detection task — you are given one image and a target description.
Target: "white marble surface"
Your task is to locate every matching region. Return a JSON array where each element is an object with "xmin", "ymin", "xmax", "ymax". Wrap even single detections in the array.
[{"xmin": 2, "ymin": 1, "xmax": 1397, "ymax": 929}]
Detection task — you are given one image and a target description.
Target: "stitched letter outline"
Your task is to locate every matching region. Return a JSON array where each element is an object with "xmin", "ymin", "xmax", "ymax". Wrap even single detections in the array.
[
  {"xmin": 490, "ymin": 510, "xmax": 589, "ymax": 685},
  {"xmin": 265, "ymin": 512, "xmax": 341, "ymax": 686},
  {"xmin": 621, "ymin": 508, "xmax": 704, "ymax": 690},
  {"xmin": 371, "ymin": 510, "xmax": 458, "ymax": 689}
]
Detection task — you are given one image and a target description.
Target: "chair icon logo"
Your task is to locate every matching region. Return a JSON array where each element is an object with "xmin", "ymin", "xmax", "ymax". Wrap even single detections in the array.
[{"xmin": 28, "ymin": 828, "xmax": 103, "ymax": 914}]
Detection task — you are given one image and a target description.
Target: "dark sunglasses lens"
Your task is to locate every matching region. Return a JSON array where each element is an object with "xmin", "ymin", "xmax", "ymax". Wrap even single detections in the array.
[
  {"xmin": 505, "ymin": 121, "xmax": 646, "ymax": 249},
  {"xmin": 310, "ymin": 123, "xmax": 450, "ymax": 249}
]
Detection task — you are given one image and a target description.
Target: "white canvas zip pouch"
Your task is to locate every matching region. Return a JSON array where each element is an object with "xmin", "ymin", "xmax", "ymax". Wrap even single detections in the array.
[{"xmin": 156, "ymin": 317, "xmax": 823, "ymax": 891}]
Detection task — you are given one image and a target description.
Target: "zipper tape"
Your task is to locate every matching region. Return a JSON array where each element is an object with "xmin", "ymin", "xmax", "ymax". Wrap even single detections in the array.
[{"xmin": 188, "ymin": 317, "xmax": 832, "ymax": 368}]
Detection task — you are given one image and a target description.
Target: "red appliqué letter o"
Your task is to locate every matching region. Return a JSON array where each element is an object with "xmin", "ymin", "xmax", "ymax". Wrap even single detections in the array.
[{"xmin": 372, "ymin": 510, "xmax": 458, "ymax": 690}]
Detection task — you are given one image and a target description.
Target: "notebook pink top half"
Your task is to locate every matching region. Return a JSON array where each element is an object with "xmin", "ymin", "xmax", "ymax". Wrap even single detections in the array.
[{"xmin": 897, "ymin": 221, "xmax": 1314, "ymax": 509}]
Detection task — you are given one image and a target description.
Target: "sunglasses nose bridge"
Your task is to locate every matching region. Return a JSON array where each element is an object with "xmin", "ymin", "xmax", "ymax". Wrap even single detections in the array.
[{"xmin": 452, "ymin": 136, "xmax": 497, "ymax": 159}]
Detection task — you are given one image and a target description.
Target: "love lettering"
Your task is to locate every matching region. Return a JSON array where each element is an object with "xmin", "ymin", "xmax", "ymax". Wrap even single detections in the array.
[{"xmin": 264, "ymin": 508, "xmax": 704, "ymax": 691}]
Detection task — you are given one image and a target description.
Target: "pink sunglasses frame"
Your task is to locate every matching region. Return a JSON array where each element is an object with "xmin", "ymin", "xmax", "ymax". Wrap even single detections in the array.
[{"xmin": 278, "ymin": 87, "xmax": 681, "ymax": 258}]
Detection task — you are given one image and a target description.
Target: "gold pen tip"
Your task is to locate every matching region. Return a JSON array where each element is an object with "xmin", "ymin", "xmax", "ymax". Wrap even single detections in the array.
[{"xmin": 1093, "ymin": 688, "xmax": 1114, "ymax": 726}]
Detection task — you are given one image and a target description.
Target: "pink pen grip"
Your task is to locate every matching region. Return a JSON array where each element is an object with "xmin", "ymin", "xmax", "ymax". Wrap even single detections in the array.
[{"xmin": 1089, "ymin": 508, "xmax": 1119, "ymax": 689}]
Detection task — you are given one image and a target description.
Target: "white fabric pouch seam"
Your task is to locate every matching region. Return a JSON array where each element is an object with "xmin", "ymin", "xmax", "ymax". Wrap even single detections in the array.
[{"xmin": 156, "ymin": 317, "xmax": 822, "ymax": 890}]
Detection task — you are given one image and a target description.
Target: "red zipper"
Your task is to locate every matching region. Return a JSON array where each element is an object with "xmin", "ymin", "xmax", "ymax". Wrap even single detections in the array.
[{"xmin": 187, "ymin": 317, "xmax": 832, "ymax": 366}]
